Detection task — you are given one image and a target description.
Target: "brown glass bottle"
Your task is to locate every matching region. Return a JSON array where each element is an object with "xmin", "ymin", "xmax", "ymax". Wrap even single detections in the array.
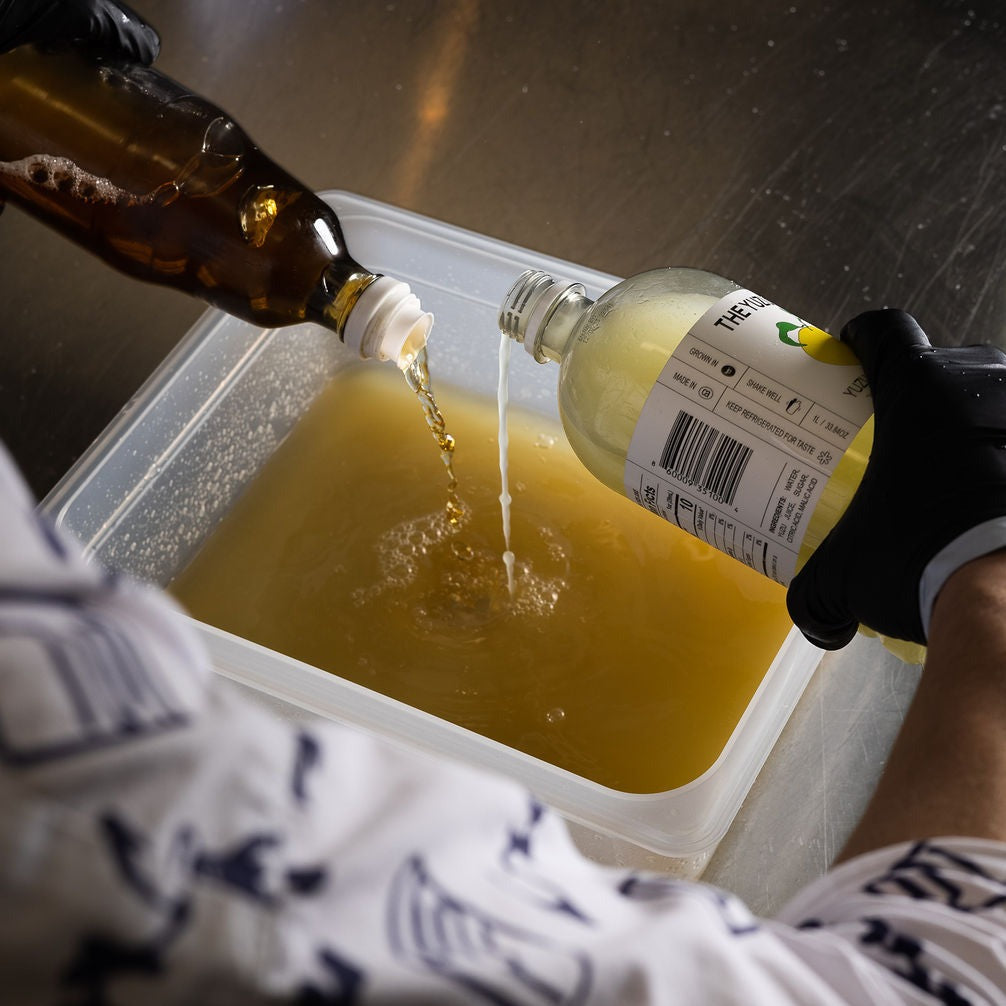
[{"xmin": 0, "ymin": 45, "xmax": 430, "ymax": 365}]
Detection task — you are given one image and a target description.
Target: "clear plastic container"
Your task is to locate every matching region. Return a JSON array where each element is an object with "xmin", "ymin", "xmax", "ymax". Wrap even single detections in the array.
[{"xmin": 43, "ymin": 191, "xmax": 822, "ymax": 870}]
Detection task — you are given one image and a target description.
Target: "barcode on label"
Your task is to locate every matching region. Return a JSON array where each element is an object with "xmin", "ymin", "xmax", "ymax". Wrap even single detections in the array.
[{"xmin": 659, "ymin": 411, "xmax": 752, "ymax": 506}]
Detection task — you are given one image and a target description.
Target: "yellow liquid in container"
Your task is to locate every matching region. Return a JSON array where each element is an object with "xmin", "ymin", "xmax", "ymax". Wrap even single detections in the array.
[
  {"xmin": 507, "ymin": 269, "xmax": 924, "ymax": 664},
  {"xmin": 170, "ymin": 364, "xmax": 796, "ymax": 793}
]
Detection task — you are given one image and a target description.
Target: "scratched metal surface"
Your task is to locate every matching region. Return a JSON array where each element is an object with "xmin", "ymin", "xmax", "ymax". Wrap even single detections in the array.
[{"xmin": 0, "ymin": 1, "xmax": 1002, "ymax": 913}]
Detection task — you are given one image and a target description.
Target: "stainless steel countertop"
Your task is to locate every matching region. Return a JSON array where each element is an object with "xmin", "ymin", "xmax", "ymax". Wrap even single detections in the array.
[{"xmin": 2, "ymin": 0, "xmax": 1003, "ymax": 914}]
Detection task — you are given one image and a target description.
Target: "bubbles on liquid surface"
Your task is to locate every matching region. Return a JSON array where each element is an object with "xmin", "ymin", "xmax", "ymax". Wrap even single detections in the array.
[{"xmin": 352, "ymin": 501, "xmax": 569, "ymax": 640}]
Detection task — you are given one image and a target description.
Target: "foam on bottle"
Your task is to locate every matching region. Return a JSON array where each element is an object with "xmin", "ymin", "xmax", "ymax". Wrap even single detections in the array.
[{"xmin": 0, "ymin": 154, "xmax": 141, "ymax": 204}]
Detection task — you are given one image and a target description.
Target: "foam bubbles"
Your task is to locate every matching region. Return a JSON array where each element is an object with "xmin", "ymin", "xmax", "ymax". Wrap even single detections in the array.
[
  {"xmin": 352, "ymin": 499, "xmax": 569, "ymax": 639},
  {"xmin": 0, "ymin": 154, "xmax": 142, "ymax": 204}
]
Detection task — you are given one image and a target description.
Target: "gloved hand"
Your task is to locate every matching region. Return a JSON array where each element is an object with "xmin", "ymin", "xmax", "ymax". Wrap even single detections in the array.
[
  {"xmin": 787, "ymin": 309, "xmax": 1006, "ymax": 649},
  {"xmin": 0, "ymin": 0, "xmax": 158, "ymax": 64}
]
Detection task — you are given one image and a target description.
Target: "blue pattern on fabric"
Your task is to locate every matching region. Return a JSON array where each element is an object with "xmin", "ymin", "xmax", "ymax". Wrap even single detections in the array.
[
  {"xmin": 103, "ymin": 813, "xmax": 175, "ymax": 909},
  {"xmin": 294, "ymin": 947, "xmax": 365, "ymax": 1004},
  {"xmin": 859, "ymin": 916, "xmax": 971, "ymax": 1005},
  {"xmin": 193, "ymin": 833, "xmax": 285, "ymax": 905},
  {"xmin": 829, "ymin": 839, "xmax": 1006, "ymax": 1005},
  {"xmin": 618, "ymin": 873, "xmax": 759, "ymax": 936},
  {"xmin": 499, "ymin": 797, "xmax": 592, "ymax": 925},
  {"xmin": 59, "ymin": 810, "xmax": 334, "ymax": 1001},
  {"xmin": 388, "ymin": 854, "xmax": 592, "ymax": 1005},
  {"xmin": 60, "ymin": 914, "xmax": 187, "ymax": 1004},
  {"xmin": 287, "ymin": 865, "xmax": 329, "ymax": 895},
  {"xmin": 863, "ymin": 840, "xmax": 1006, "ymax": 914},
  {"xmin": 292, "ymin": 730, "xmax": 322, "ymax": 805},
  {"xmin": 0, "ymin": 610, "xmax": 189, "ymax": 765},
  {"xmin": 62, "ymin": 817, "xmax": 194, "ymax": 1003},
  {"xmin": 103, "ymin": 812, "xmax": 331, "ymax": 908}
]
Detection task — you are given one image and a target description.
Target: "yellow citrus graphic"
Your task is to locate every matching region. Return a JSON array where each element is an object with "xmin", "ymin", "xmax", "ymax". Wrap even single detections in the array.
[{"xmin": 777, "ymin": 321, "xmax": 858, "ymax": 366}]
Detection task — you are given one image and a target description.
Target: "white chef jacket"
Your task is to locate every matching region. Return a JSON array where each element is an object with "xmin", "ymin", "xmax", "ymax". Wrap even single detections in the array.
[{"xmin": 1, "ymin": 444, "xmax": 1004, "ymax": 1004}]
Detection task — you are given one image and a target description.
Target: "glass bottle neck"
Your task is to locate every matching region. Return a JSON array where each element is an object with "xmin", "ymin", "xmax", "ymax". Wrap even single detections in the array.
[
  {"xmin": 310, "ymin": 264, "xmax": 433, "ymax": 368},
  {"xmin": 307, "ymin": 265, "xmax": 378, "ymax": 337},
  {"xmin": 535, "ymin": 288, "xmax": 592, "ymax": 362},
  {"xmin": 499, "ymin": 269, "xmax": 592, "ymax": 364}
]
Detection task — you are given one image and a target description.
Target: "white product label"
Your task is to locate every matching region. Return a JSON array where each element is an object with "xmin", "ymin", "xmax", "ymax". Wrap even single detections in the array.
[{"xmin": 624, "ymin": 290, "xmax": 872, "ymax": 585}]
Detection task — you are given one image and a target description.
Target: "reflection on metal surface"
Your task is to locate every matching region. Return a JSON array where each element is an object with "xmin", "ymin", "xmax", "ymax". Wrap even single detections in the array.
[{"xmin": 393, "ymin": 0, "xmax": 479, "ymax": 205}]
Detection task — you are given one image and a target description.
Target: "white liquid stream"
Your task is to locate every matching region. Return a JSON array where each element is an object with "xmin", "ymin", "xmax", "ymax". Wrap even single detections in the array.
[{"xmin": 498, "ymin": 331, "xmax": 516, "ymax": 598}]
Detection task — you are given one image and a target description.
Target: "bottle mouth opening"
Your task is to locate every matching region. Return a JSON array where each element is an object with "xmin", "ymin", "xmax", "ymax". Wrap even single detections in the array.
[{"xmin": 396, "ymin": 314, "xmax": 433, "ymax": 370}]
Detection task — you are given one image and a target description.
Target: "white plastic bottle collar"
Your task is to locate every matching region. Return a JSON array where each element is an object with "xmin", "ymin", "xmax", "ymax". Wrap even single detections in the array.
[{"xmin": 343, "ymin": 276, "xmax": 433, "ymax": 368}]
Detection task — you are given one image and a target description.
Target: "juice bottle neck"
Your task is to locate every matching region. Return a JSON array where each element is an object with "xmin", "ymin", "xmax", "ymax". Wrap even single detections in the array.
[
  {"xmin": 311, "ymin": 265, "xmax": 433, "ymax": 369},
  {"xmin": 499, "ymin": 269, "xmax": 592, "ymax": 364}
]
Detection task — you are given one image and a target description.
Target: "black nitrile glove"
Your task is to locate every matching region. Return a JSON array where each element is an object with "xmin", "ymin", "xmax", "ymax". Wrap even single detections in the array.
[
  {"xmin": 0, "ymin": 0, "xmax": 158, "ymax": 64},
  {"xmin": 787, "ymin": 309, "xmax": 1006, "ymax": 649}
]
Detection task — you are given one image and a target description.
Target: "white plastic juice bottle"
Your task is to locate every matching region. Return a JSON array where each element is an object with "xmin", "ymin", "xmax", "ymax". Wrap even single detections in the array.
[{"xmin": 499, "ymin": 267, "xmax": 923, "ymax": 663}]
